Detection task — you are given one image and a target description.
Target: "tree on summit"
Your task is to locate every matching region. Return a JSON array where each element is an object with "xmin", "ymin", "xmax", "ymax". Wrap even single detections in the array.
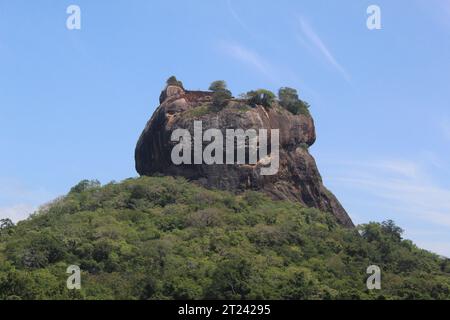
[
  {"xmin": 245, "ymin": 89, "xmax": 276, "ymax": 108},
  {"xmin": 209, "ymin": 80, "xmax": 232, "ymax": 110},
  {"xmin": 278, "ymin": 87, "xmax": 310, "ymax": 116},
  {"xmin": 166, "ymin": 76, "xmax": 184, "ymax": 89},
  {"xmin": 209, "ymin": 80, "xmax": 228, "ymax": 92}
]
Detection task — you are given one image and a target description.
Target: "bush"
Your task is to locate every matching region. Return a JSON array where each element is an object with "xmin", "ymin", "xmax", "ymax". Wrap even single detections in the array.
[
  {"xmin": 245, "ymin": 89, "xmax": 276, "ymax": 108},
  {"xmin": 299, "ymin": 143, "xmax": 309, "ymax": 151}
]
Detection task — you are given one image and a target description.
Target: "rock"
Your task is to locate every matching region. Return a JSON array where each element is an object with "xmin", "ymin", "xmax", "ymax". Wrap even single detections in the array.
[
  {"xmin": 135, "ymin": 85, "xmax": 354, "ymax": 227},
  {"xmin": 159, "ymin": 85, "xmax": 185, "ymax": 104}
]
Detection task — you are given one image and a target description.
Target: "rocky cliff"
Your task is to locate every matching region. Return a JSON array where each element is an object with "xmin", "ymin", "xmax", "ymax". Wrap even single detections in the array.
[{"xmin": 135, "ymin": 83, "xmax": 354, "ymax": 227}]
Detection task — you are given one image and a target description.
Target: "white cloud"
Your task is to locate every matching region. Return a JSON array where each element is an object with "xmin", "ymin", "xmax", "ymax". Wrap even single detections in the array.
[
  {"xmin": 218, "ymin": 40, "xmax": 318, "ymax": 94},
  {"xmin": 220, "ymin": 41, "xmax": 273, "ymax": 77},
  {"xmin": 372, "ymin": 159, "xmax": 420, "ymax": 179},
  {"xmin": 0, "ymin": 204, "xmax": 36, "ymax": 223},
  {"xmin": 322, "ymin": 158, "xmax": 450, "ymax": 256},
  {"xmin": 296, "ymin": 17, "xmax": 351, "ymax": 83},
  {"xmin": 330, "ymin": 159, "xmax": 450, "ymax": 227},
  {"xmin": 226, "ymin": 0, "xmax": 253, "ymax": 37},
  {"xmin": 416, "ymin": 241, "xmax": 450, "ymax": 258},
  {"xmin": 0, "ymin": 178, "xmax": 54, "ymax": 222}
]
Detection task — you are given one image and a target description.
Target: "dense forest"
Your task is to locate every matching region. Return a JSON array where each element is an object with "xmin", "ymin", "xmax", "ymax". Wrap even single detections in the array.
[{"xmin": 0, "ymin": 176, "xmax": 449, "ymax": 300}]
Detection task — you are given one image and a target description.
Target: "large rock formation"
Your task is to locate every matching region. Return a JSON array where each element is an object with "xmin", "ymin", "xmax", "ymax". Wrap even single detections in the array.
[{"xmin": 135, "ymin": 84, "xmax": 354, "ymax": 227}]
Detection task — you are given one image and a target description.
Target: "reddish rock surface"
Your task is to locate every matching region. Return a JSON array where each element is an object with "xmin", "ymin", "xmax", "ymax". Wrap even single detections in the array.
[{"xmin": 136, "ymin": 85, "xmax": 354, "ymax": 227}]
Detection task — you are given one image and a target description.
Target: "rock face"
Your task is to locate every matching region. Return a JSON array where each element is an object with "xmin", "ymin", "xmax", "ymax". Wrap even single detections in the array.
[{"xmin": 135, "ymin": 85, "xmax": 354, "ymax": 227}]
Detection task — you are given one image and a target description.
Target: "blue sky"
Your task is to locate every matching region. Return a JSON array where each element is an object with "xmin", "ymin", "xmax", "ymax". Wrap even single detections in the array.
[{"xmin": 1, "ymin": 0, "xmax": 450, "ymax": 256}]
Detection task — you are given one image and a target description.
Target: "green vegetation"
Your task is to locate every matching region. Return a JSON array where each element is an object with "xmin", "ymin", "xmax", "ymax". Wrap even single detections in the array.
[
  {"xmin": 245, "ymin": 89, "xmax": 276, "ymax": 108},
  {"xmin": 209, "ymin": 80, "xmax": 228, "ymax": 93},
  {"xmin": 0, "ymin": 176, "xmax": 449, "ymax": 300},
  {"xmin": 299, "ymin": 143, "xmax": 309, "ymax": 151},
  {"xmin": 209, "ymin": 80, "xmax": 233, "ymax": 111},
  {"xmin": 278, "ymin": 87, "xmax": 310, "ymax": 116},
  {"xmin": 234, "ymin": 103, "xmax": 252, "ymax": 113},
  {"xmin": 166, "ymin": 76, "xmax": 184, "ymax": 89},
  {"xmin": 185, "ymin": 104, "xmax": 213, "ymax": 118}
]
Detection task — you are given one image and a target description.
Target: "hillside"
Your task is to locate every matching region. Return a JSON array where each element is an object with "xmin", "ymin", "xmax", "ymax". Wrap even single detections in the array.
[{"xmin": 1, "ymin": 176, "xmax": 449, "ymax": 300}]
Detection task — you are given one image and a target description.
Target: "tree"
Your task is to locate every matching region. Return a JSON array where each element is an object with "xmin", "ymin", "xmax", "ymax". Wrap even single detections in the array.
[
  {"xmin": 278, "ymin": 87, "xmax": 299, "ymax": 103},
  {"xmin": 69, "ymin": 180, "xmax": 101, "ymax": 194},
  {"xmin": 381, "ymin": 220, "xmax": 404, "ymax": 242},
  {"xmin": 359, "ymin": 222, "xmax": 382, "ymax": 242},
  {"xmin": 207, "ymin": 254, "xmax": 252, "ymax": 299},
  {"xmin": 209, "ymin": 80, "xmax": 232, "ymax": 111},
  {"xmin": 0, "ymin": 219, "xmax": 14, "ymax": 237},
  {"xmin": 0, "ymin": 175, "xmax": 449, "ymax": 300},
  {"xmin": 209, "ymin": 80, "xmax": 228, "ymax": 92},
  {"xmin": 0, "ymin": 219, "xmax": 14, "ymax": 230},
  {"xmin": 246, "ymin": 89, "xmax": 275, "ymax": 108},
  {"xmin": 278, "ymin": 87, "xmax": 310, "ymax": 116},
  {"xmin": 166, "ymin": 76, "xmax": 184, "ymax": 88}
]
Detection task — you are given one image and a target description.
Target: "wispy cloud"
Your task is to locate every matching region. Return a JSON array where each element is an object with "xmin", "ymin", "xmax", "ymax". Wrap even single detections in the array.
[
  {"xmin": 415, "ymin": 241, "xmax": 450, "ymax": 258},
  {"xmin": 0, "ymin": 204, "xmax": 36, "ymax": 222},
  {"xmin": 0, "ymin": 178, "xmax": 54, "ymax": 222},
  {"xmin": 219, "ymin": 41, "xmax": 281, "ymax": 84},
  {"xmin": 374, "ymin": 159, "xmax": 421, "ymax": 179},
  {"xmin": 296, "ymin": 17, "xmax": 351, "ymax": 83},
  {"xmin": 329, "ymin": 159, "xmax": 450, "ymax": 227},
  {"xmin": 226, "ymin": 0, "xmax": 254, "ymax": 37},
  {"xmin": 324, "ymin": 158, "xmax": 450, "ymax": 256},
  {"xmin": 218, "ymin": 40, "xmax": 322, "ymax": 100}
]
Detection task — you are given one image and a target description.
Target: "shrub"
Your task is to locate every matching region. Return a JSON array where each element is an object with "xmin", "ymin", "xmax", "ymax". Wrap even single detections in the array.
[
  {"xmin": 299, "ymin": 143, "xmax": 309, "ymax": 151},
  {"xmin": 246, "ymin": 89, "xmax": 276, "ymax": 108},
  {"xmin": 185, "ymin": 104, "xmax": 212, "ymax": 118}
]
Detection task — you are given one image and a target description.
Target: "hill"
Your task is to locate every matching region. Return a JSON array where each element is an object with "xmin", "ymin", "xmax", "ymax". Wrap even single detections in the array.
[{"xmin": 1, "ymin": 176, "xmax": 449, "ymax": 300}]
